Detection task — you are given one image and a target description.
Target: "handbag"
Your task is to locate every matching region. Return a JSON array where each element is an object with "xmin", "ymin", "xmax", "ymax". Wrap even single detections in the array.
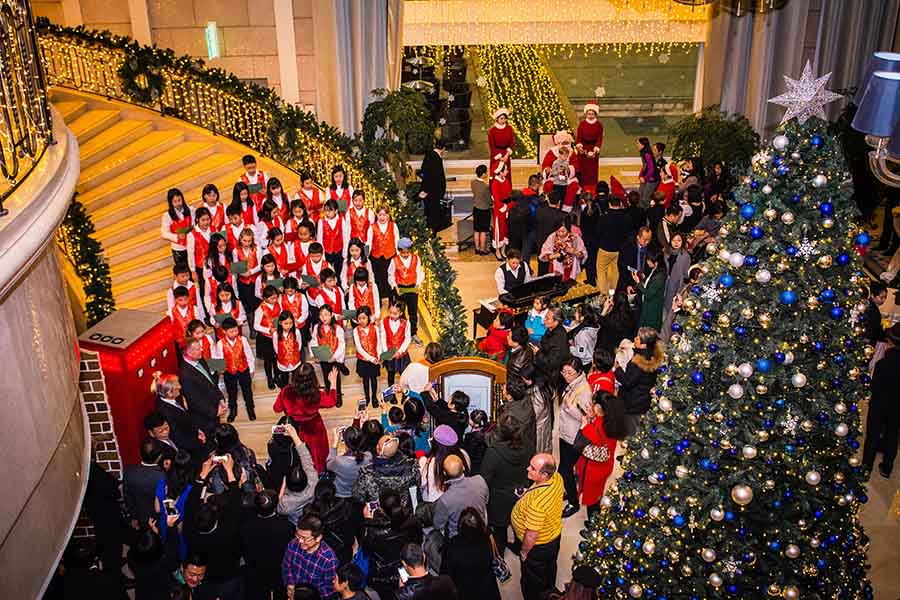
[
  {"xmin": 489, "ymin": 534, "xmax": 512, "ymax": 582},
  {"xmin": 581, "ymin": 422, "xmax": 611, "ymax": 463}
]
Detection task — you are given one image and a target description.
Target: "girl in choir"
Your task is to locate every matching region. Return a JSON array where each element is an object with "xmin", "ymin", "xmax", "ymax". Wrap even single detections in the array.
[
  {"xmin": 201, "ymin": 183, "xmax": 225, "ymax": 232},
  {"xmin": 224, "ymin": 203, "xmax": 246, "ymax": 251},
  {"xmin": 379, "ymin": 299, "xmax": 411, "ymax": 388},
  {"xmin": 310, "ymin": 304, "xmax": 346, "ymax": 407},
  {"xmin": 317, "ymin": 199, "xmax": 346, "ymax": 280},
  {"xmin": 279, "ymin": 276, "xmax": 309, "ymax": 344},
  {"xmin": 233, "ymin": 227, "xmax": 261, "ymax": 329},
  {"xmin": 255, "ymin": 200, "xmax": 283, "ymax": 249},
  {"xmin": 315, "ymin": 268, "xmax": 346, "ymax": 327},
  {"xmin": 204, "ymin": 264, "xmax": 233, "ymax": 320},
  {"xmin": 254, "ymin": 284, "xmax": 283, "ymax": 390},
  {"xmin": 353, "ymin": 305, "xmax": 383, "ymax": 408},
  {"xmin": 265, "ymin": 176, "xmax": 289, "ymax": 221},
  {"xmin": 264, "ymin": 227, "xmax": 295, "ymax": 277},
  {"xmin": 368, "ymin": 204, "xmax": 399, "ymax": 301},
  {"xmin": 345, "ymin": 189, "xmax": 374, "ymax": 244},
  {"xmin": 204, "ymin": 233, "xmax": 230, "ymax": 278},
  {"xmin": 296, "ymin": 171, "xmax": 323, "ymax": 222},
  {"xmin": 292, "ymin": 221, "xmax": 314, "ymax": 270},
  {"xmin": 328, "ymin": 164, "xmax": 354, "ymax": 207},
  {"xmin": 254, "ymin": 254, "xmax": 283, "ymax": 300},
  {"xmin": 284, "ymin": 198, "xmax": 312, "ymax": 242},
  {"xmin": 491, "ymin": 162, "xmax": 513, "ymax": 260},
  {"xmin": 186, "ymin": 207, "xmax": 213, "ymax": 306},
  {"xmin": 348, "ymin": 265, "xmax": 380, "ymax": 321},
  {"xmin": 273, "ymin": 311, "xmax": 303, "ymax": 388},
  {"xmin": 212, "ymin": 282, "xmax": 246, "ymax": 338},
  {"xmin": 186, "ymin": 319, "xmax": 215, "ymax": 361},
  {"xmin": 161, "ymin": 187, "xmax": 192, "ymax": 266},
  {"xmin": 342, "ymin": 237, "xmax": 372, "ymax": 290},
  {"xmin": 231, "ymin": 181, "xmax": 257, "ymax": 227}
]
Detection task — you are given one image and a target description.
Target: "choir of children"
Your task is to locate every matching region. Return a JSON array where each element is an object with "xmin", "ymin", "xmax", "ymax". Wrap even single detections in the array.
[{"xmin": 163, "ymin": 156, "xmax": 425, "ymax": 415}]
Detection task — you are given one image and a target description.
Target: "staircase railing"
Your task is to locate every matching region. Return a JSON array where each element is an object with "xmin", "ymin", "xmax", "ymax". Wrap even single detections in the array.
[
  {"xmin": 36, "ymin": 20, "xmax": 472, "ymax": 355},
  {"xmin": 0, "ymin": 0, "xmax": 53, "ymax": 205}
]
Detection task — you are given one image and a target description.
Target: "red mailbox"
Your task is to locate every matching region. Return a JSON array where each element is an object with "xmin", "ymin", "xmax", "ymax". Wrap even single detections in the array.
[{"xmin": 78, "ymin": 309, "xmax": 178, "ymax": 465}]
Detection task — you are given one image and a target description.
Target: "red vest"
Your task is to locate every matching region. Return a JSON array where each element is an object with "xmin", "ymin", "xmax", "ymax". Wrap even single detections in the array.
[
  {"xmin": 262, "ymin": 215, "xmax": 284, "ymax": 235},
  {"xmin": 318, "ymin": 286, "xmax": 344, "ymax": 318},
  {"xmin": 393, "ymin": 254, "xmax": 418, "ymax": 287},
  {"xmin": 241, "ymin": 171, "xmax": 267, "ymax": 209},
  {"xmin": 191, "ymin": 229, "xmax": 211, "ymax": 270},
  {"xmin": 383, "ymin": 318, "xmax": 408, "ymax": 356},
  {"xmin": 267, "ymin": 243, "xmax": 290, "ymax": 274},
  {"xmin": 351, "ymin": 282, "xmax": 375, "ymax": 313},
  {"xmin": 355, "ymin": 324, "xmax": 378, "ymax": 362},
  {"xmin": 213, "ymin": 302, "xmax": 242, "ymax": 338},
  {"xmin": 297, "ymin": 188, "xmax": 322, "ymax": 222},
  {"xmin": 225, "ymin": 223, "xmax": 245, "ymax": 251},
  {"xmin": 240, "ymin": 201, "xmax": 256, "ymax": 226},
  {"xmin": 236, "ymin": 246, "xmax": 259, "ymax": 284},
  {"xmin": 199, "ymin": 335, "xmax": 213, "ymax": 359},
  {"xmin": 348, "ymin": 207, "xmax": 372, "ymax": 241},
  {"xmin": 222, "ymin": 336, "xmax": 249, "ymax": 373},
  {"xmin": 271, "ymin": 194, "xmax": 289, "ymax": 221},
  {"xmin": 371, "ymin": 221, "xmax": 396, "ymax": 259},
  {"xmin": 170, "ymin": 304, "xmax": 195, "ymax": 347},
  {"xmin": 169, "ymin": 212, "xmax": 192, "ymax": 242},
  {"xmin": 258, "ymin": 301, "xmax": 282, "ymax": 337},
  {"xmin": 329, "ymin": 186, "xmax": 352, "ymax": 203},
  {"xmin": 294, "ymin": 241, "xmax": 311, "ymax": 268},
  {"xmin": 320, "ymin": 216, "xmax": 344, "ymax": 254},
  {"xmin": 280, "ymin": 292, "xmax": 307, "ymax": 327},
  {"xmin": 316, "ymin": 323, "xmax": 340, "ymax": 354},
  {"xmin": 205, "ymin": 203, "xmax": 225, "ymax": 232},
  {"xmin": 277, "ymin": 330, "xmax": 301, "ymax": 367}
]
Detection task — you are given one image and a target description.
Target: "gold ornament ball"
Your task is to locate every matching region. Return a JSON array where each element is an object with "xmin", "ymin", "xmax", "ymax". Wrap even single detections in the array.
[
  {"xmin": 675, "ymin": 465, "xmax": 690, "ymax": 479},
  {"xmin": 764, "ymin": 207, "xmax": 777, "ymax": 221},
  {"xmin": 741, "ymin": 307, "xmax": 754, "ymax": 320},
  {"xmin": 816, "ymin": 360, "xmax": 827, "ymax": 370},
  {"xmin": 710, "ymin": 507, "xmax": 725, "ymax": 521},
  {"xmin": 742, "ymin": 445, "xmax": 758, "ymax": 459},
  {"xmin": 688, "ymin": 413, "xmax": 699, "ymax": 424},
  {"xmin": 768, "ymin": 584, "xmax": 782, "ymax": 597},
  {"xmin": 810, "ymin": 538, "xmax": 820, "ymax": 548},
  {"xmin": 849, "ymin": 368, "xmax": 860, "ymax": 380},
  {"xmin": 864, "ymin": 345, "xmax": 875, "ymax": 359},
  {"xmin": 758, "ymin": 430, "xmax": 770, "ymax": 442},
  {"xmin": 834, "ymin": 402, "xmax": 847, "ymax": 414},
  {"xmin": 849, "ymin": 456, "xmax": 861, "ymax": 467},
  {"xmin": 801, "ymin": 419, "xmax": 814, "ymax": 432},
  {"xmin": 817, "ymin": 255, "xmax": 832, "ymax": 268},
  {"xmin": 783, "ymin": 585, "xmax": 800, "ymax": 600},
  {"xmin": 702, "ymin": 359, "xmax": 711, "ymax": 369},
  {"xmin": 759, "ymin": 313, "xmax": 772, "ymax": 327},
  {"xmin": 642, "ymin": 540, "xmax": 656, "ymax": 555},
  {"xmin": 739, "ymin": 224, "xmax": 749, "ymax": 234},
  {"xmin": 798, "ymin": 519, "xmax": 808, "ymax": 529},
  {"xmin": 808, "ymin": 297, "xmax": 820, "ymax": 310},
  {"xmin": 683, "ymin": 298, "xmax": 697, "ymax": 313},
  {"xmin": 731, "ymin": 484, "xmax": 754, "ymax": 505},
  {"xmin": 701, "ymin": 548, "xmax": 717, "ymax": 562},
  {"xmin": 763, "ymin": 479, "xmax": 776, "ymax": 490},
  {"xmin": 614, "ymin": 537, "xmax": 624, "ymax": 550},
  {"xmin": 718, "ymin": 314, "xmax": 731, "ymax": 327},
  {"xmin": 799, "ymin": 335, "xmax": 809, "ymax": 344},
  {"xmin": 669, "ymin": 551, "xmax": 680, "ymax": 563},
  {"xmin": 756, "ymin": 384, "xmax": 769, "ymax": 394},
  {"xmin": 823, "ymin": 217, "xmax": 835, "ymax": 229},
  {"xmin": 681, "ymin": 565, "xmax": 693, "ymax": 577},
  {"xmin": 720, "ymin": 439, "xmax": 733, "ymax": 450},
  {"xmin": 834, "ymin": 471, "xmax": 845, "ymax": 483}
]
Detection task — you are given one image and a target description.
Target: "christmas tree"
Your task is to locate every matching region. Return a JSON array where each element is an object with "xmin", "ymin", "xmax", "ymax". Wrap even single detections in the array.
[{"xmin": 576, "ymin": 65, "xmax": 874, "ymax": 600}]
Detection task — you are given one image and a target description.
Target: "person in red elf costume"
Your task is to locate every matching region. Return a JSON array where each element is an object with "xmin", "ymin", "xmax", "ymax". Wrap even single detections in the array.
[
  {"xmin": 239, "ymin": 154, "xmax": 267, "ymax": 211},
  {"xmin": 161, "ymin": 187, "xmax": 193, "ymax": 267},
  {"xmin": 491, "ymin": 161, "xmax": 513, "ymax": 260},
  {"xmin": 576, "ymin": 103, "xmax": 604, "ymax": 195},
  {"xmin": 488, "ymin": 107, "xmax": 515, "ymax": 184}
]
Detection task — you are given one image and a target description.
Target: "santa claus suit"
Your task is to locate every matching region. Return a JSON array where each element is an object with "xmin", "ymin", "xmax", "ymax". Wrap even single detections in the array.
[
  {"xmin": 491, "ymin": 172, "xmax": 513, "ymax": 249},
  {"xmin": 576, "ymin": 107, "xmax": 604, "ymax": 194},
  {"xmin": 488, "ymin": 109, "xmax": 515, "ymax": 184},
  {"xmin": 658, "ymin": 162, "xmax": 680, "ymax": 206},
  {"xmin": 541, "ymin": 132, "xmax": 580, "ymax": 209}
]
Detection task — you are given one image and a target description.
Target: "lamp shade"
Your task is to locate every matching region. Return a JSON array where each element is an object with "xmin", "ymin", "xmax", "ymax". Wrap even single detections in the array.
[
  {"xmin": 888, "ymin": 118, "xmax": 900, "ymax": 158},
  {"xmin": 854, "ymin": 51, "xmax": 900, "ymax": 104},
  {"xmin": 852, "ymin": 71, "xmax": 900, "ymax": 137}
]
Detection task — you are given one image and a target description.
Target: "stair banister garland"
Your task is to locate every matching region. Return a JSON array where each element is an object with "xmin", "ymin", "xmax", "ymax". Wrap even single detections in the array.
[{"xmin": 36, "ymin": 19, "xmax": 473, "ymax": 357}]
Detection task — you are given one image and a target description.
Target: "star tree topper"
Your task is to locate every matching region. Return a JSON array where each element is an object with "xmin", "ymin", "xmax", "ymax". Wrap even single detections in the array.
[{"xmin": 768, "ymin": 60, "xmax": 843, "ymax": 124}]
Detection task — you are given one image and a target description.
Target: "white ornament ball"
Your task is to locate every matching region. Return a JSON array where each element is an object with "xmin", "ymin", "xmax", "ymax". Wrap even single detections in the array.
[
  {"xmin": 781, "ymin": 211, "xmax": 796, "ymax": 225},
  {"xmin": 709, "ymin": 573, "xmax": 724, "ymax": 588},
  {"xmin": 783, "ymin": 585, "xmax": 800, "ymax": 600},
  {"xmin": 812, "ymin": 174, "xmax": 828, "ymax": 188},
  {"xmin": 835, "ymin": 422, "xmax": 849, "ymax": 437},
  {"xmin": 701, "ymin": 548, "xmax": 717, "ymax": 562},
  {"xmin": 629, "ymin": 583, "xmax": 643, "ymax": 598},
  {"xmin": 719, "ymin": 248, "xmax": 732, "ymax": 262},
  {"xmin": 791, "ymin": 373, "xmax": 807, "ymax": 388},
  {"xmin": 784, "ymin": 351, "xmax": 795, "ymax": 365},
  {"xmin": 710, "ymin": 507, "xmax": 725, "ymax": 521},
  {"xmin": 742, "ymin": 445, "xmax": 758, "ymax": 459},
  {"xmin": 762, "ymin": 184, "xmax": 773, "ymax": 195},
  {"xmin": 728, "ymin": 384, "xmax": 745, "ymax": 399},
  {"xmin": 772, "ymin": 134, "xmax": 790, "ymax": 151},
  {"xmin": 849, "ymin": 456, "xmax": 861, "ymax": 468},
  {"xmin": 755, "ymin": 269, "xmax": 772, "ymax": 284},
  {"xmin": 642, "ymin": 540, "xmax": 656, "ymax": 555},
  {"xmin": 600, "ymin": 495, "xmax": 613, "ymax": 508},
  {"xmin": 658, "ymin": 397, "xmax": 673, "ymax": 412},
  {"xmin": 667, "ymin": 507, "xmax": 679, "ymax": 518},
  {"xmin": 729, "ymin": 252, "xmax": 746, "ymax": 268},
  {"xmin": 675, "ymin": 465, "xmax": 690, "ymax": 479},
  {"xmin": 785, "ymin": 544, "xmax": 800, "ymax": 559},
  {"xmin": 791, "ymin": 151, "xmax": 801, "ymax": 160},
  {"xmin": 738, "ymin": 362, "xmax": 754, "ymax": 378},
  {"xmin": 731, "ymin": 484, "xmax": 754, "ymax": 506},
  {"xmin": 648, "ymin": 506, "xmax": 661, "ymax": 519},
  {"xmin": 640, "ymin": 448, "xmax": 651, "ymax": 460},
  {"xmin": 805, "ymin": 470, "xmax": 822, "ymax": 485},
  {"xmin": 834, "ymin": 402, "xmax": 847, "ymax": 415}
]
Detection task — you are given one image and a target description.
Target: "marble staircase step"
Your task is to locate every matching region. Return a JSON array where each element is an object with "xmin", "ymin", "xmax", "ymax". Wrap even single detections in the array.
[
  {"xmin": 67, "ymin": 108, "xmax": 121, "ymax": 144},
  {"xmin": 55, "ymin": 100, "xmax": 87, "ymax": 122},
  {"xmin": 78, "ymin": 130, "xmax": 186, "ymax": 192},
  {"xmin": 78, "ymin": 119, "xmax": 156, "ymax": 170},
  {"xmin": 109, "ymin": 245, "xmax": 171, "ymax": 280}
]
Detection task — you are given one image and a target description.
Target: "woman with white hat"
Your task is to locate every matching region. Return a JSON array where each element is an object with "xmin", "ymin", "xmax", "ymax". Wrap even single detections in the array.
[
  {"xmin": 576, "ymin": 103, "xmax": 604, "ymax": 193},
  {"xmin": 488, "ymin": 107, "xmax": 515, "ymax": 184}
]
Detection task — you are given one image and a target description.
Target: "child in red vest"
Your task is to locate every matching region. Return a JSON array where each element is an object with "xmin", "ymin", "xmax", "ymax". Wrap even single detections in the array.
[
  {"xmin": 168, "ymin": 286, "xmax": 197, "ymax": 358},
  {"xmin": 273, "ymin": 310, "xmax": 303, "ymax": 387},
  {"xmin": 255, "ymin": 200, "xmax": 283, "ymax": 249},
  {"xmin": 254, "ymin": 254, "xmax": 283, "ymax": 300},
  {"xmin": 266, "ymin": 176, "xmax": 290, "ymax": 222},
  {"xmin": 347, "ymin": 266, "xmax": 380, "ymax": 320},
  {"xmin": 311, "ymin": 304, "xmax": 346, "ymax": 407},
  {"xmin": 369, "ymin": 204, "xmax": 399, "ymax": 300},
  {"xmin": 202, "ymin": 183, "xmax": 225, "ymax": 232},
  {"xmin": 211, "ymin": 282, "xmax": 245, "ymax": 339},
  {"xmin": 231, "ymin": 181, "xmax": 257, "ymax": 227},
  {"xmin": 478, "ymin": 310, "xmax": 513, "ymax": 362},
  {"xmin": 187, "ymin": 207, "xmax": 213, "ymax": 304},
  {"xmin": 302, "ymin": 242, "xmax": 327, "ymax": 302},
  {"xmin": 345, "ymin": 189, "xmax": 374, "ymax": 243},
  {"xmin": 317, "ymin": 199, "xmax": 346, "ymax": 281},
  {"xmin": 264, "ymin": 227, "xmax": 295, "ymax": 278},
  {"xmin": 328, "ymin": 164, "xmax": 354, "ymax": 206},
  {"xmin": 342, "ymin": 238, "xmax": 373, "ymax": 290},
  {"xmin": 379, "ymin": 299, "xmax": 411, "ymax": 388},
  {"xmin": 214, "ymin": 316, "xmax": 256, "ymax": 422},
  {"xmin": 167, "ymin": 263, "xmax": 204, "ymax": 321},
  {"xmin": 186, "ymin": 319, "xmax": 215, "ymax": 361},
  {"xmin": 239, "ymin": 154, "xmax": 267, "ymax": 210},
  {"xmin": 233, "ymin": 227, "xmax": 261, "ymax": 333},
  {"xmin": 315, "ymin": 268, "xmax": 345, "ymax": 328},
  {"xmin": 295, "ymin": 170, "xmax": 323, "ymax": 222},
  {"xmin": 292, "ymin": 221, "xmax": 314, "ymax": 270},
  {"xmin": 388, "ymin": 238, "xmax": 424, "ymax": 344},
  {"xmin": 353, "ymin": 305, "xmax": 383, "ymax": 408},
  {"xmin": 161, "ymin": 187, "xmax": 192, "ymax": 266},
  {"xmin": 279, "ymin": 277, "xmax": 309, "ymax": 341},
  {"xmin": 254, "ymin": 284, "xmax": 282, "ymax": 390},
  {"xmin": 224, "ymin": 203, "xmax": 246, "ymax": 251},
  {"xmin": 284, "ymin": 198, "xmax": 312, "ymax": 243}
]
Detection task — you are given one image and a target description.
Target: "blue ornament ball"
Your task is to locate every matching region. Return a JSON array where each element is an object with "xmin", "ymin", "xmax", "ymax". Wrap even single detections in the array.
[
  {"xmin": 777, "ymin": 164, "xmax": 789, "ymax": 176},
  {"xmin": 820, "ymin": 202, "xmax": 834, "ymax": 217},
  {"xmin": 791, "ymin": 194, "xmax": 801, "ymax": 204},
  {"xmin": 780, "ymin": 290, "xmax": 798, "ymax": 305},
  {"xmin": 774, "ymin": 351, "xmax": 786, "ymax": 363},
  {"xmin": 855, "ymin": 232, "xmax": 871, "ymax": 246},
  {"xmin": 691, "ymin": 371, "xmax": 705, "ymax": 385},
  {"xmin": 734, "ymin": 325, "xmax": 748, "ymax": 336},
  {"xmin": 701, "ymin": 323, "xmax": 712, "ymax": 333},
  {"xmin": 821, "ymin": 288, "xmax": 836, "ymax": 301},
  {"xmin": 719, "ymin": 273, "xmax": 735, "ymax": 288},
  {"xmin": 811, "ymin": 135, "xmax": 823, "ymax": 147},
  {"xmin": 745, "ymin": 255, "xmax": 758, "ymax": 267},
  {"xmin": 739, "ymin": 203, "xmax": 756, "ymax": 220},
  {"xmin": 671, "ymin": 322, "xmax": 683, "ymax": 333},
  {"xmin": 750, "ymin": 226, "xmax": 764, "ymax": 239},
  {"xmin": 756, "ymin": 358, "xmax": 772, "ymax": 373},
  {"xmin": 814, "ymin": 341, "xmax": 825, "ymax": 352},
  {"xmin": 702, "ymin": 310, "xmax": 714, "ymax": 321},
  {"xmin": 786, "ymin": 245, "xmax": 798, "ymax": 257},
  {"xmin": 837, "ymin": 253, "xmax": 850, "ymax": 266},
  {"xmin": 750, "ymin": 180, "xmax": 759, "ymax": 190},
  {"xmin": 708, "ymin": 343, "xmax": 719, "ymax": 353},
  {"xmin": 830, "ymin": 306, "xmax": 845, "ymax": 320}
]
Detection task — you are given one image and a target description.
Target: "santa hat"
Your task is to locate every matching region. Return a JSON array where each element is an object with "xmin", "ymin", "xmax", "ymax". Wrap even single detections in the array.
[
  {"xmin": 553, "ymin": 130, "xmax": 573, "ymax": 145},
  {"xmin": 492, "ymin": 107, "xmax": 510, "ymax": 120},
  {"xmin": 584, "ymin": 103, "xmax": 600, "ymax": 115},
  {"xmin": 610, "ymin": 175, "xmax": 626, "ymax": 199}
]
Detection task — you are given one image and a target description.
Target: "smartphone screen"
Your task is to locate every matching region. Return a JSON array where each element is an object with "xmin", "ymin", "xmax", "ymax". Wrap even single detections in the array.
[
  {"xmin": 357, "ymin": 398, "xmax": 368, "ymax": 411},
  {"xmin": 398, "ymin": 567, "xmax": 410, "ymax": 583}
]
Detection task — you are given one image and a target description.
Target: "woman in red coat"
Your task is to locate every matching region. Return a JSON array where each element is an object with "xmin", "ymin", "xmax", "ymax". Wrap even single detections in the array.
[
  {"xmin": 487, "ymin": 108, "xmax": 515, "ymax": 185},
  {"xmin": 273, "ymin": 362, "xmax": 337, "ymax": 471},
  {"xmin": 490, "ymin": 162, "xmax": 513, "ymax": 260},
  {"xmin": 576, "ymin": 391, "xmax": 627, "ymax": 519},
  {"xmin": 576, "ymin": 103, "xmax": 603, "ymax": 194}
]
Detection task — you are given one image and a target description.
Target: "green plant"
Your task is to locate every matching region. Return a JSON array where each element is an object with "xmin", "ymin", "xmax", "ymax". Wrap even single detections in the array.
[
  {"xmin": 668, "ymin": 104, "xmax": 761, "ymax": 173},
  {"xmin": 57, "ymin": 194, "xmax": 115, "ymax": 326},
  {"xmin": 577, "ymin": 117, "xmax": 871, "ymax": 598},
  {"xmin": 362, "ymin": 88, "xmax": 435, "ymax": 187}
]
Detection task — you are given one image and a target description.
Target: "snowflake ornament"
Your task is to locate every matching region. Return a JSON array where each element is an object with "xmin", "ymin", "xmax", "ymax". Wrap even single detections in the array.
[
  {"xmin": 439, "ymin": 117, "xmax": 447, "ymax": 126},
  {"xmin": 447, "ymin": 94, "xmax": 455, "ymax": 102},
  {"xmin": 701, "ymin": 285, "xmax": 724, "ymax": 304},
  {"xmin": 796, "ymin": 237, "xmax": 819, "ymax": 259},
  {"xmin": 475, "ymin": 76, "xmax": 487, "ymax": 88},
  {"xmin": 752, "ymin": 150, "xmax": 771, "ymax": 167},
  {"xmin": 781, "ymin": 413, "xmax": 799, "ymax": 435},
  {"xmin": 722, "ymin": 559, "xmax": 741, "ymax": 578},
  {"xmin": 594, "ymin": 86, "xmax": 607, "ymax": 98}
]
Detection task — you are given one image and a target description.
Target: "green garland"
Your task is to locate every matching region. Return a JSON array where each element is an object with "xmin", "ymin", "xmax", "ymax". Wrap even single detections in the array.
[
  {"xmin": 57, "ymin": 194, "xmax": 115, "ymax": 327},
  {"xmin": 36, "ymin": 19, "xmax": 473, "ymax": 356}
]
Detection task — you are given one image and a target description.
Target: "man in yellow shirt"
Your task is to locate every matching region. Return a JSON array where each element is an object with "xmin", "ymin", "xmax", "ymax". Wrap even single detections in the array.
[{"xmin": 510, "ymin": 453, "xmax": 564, "ymax": 600}]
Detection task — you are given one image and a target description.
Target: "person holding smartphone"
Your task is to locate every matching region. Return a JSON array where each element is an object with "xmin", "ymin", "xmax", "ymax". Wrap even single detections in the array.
[{"xmin": 557, "ymin": 359, "xmax": 593, "ymax": 519}]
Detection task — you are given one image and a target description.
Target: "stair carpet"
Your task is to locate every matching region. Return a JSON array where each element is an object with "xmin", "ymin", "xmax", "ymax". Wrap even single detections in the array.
[{"xmin": 53, "ymin": 91, "xmax": 303, "ymax": 314}]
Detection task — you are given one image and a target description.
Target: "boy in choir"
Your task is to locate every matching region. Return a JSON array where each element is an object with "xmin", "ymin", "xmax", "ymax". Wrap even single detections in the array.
[
  {"xmin": 254, "ymin": 284, "xmax": 283, "ymax": 390},
  {"xmin": 201, "ymin": 183, "xmax": 225, "ymax": 232},
  {"xmin": 315, "ymin": 268, "xmax": 346, "ymax": 327},
  {"xmin": 348, "ymin": 266, "xmax": 380, "ymax": 320},
  {"xmin": 388, "ymin": 237, "xmax": 424, "ymax": 345},
  {"xmin": 301, "ymin": 242, "xmax": 328, "ymax": 301},
  {"xmin": 168, "ymin": 286, "xmax": 198, "ymax": 359},
  {"xmin": 369, "ymin": 204, "xmax": 400, "ymax": 301},
  {"xmin": 210, "ymin": 282, "xmax": 245, "ymax": 339},
  {"xmin": 266, "ymin": 177, "xmax": 289, "ymax": 221},
  {"xmin": 186, "ymin": 319, "xmax": 215, "ymax": 361},
  {"xmin": 186, "ymin": 207, "xmax": 212, "ymax": 305},
  {"xmin": 167, "ymin": 263, "xmax": 205, "ymax": 320},
  {"xmin": 353, "ymin": 305, "xmax": 383, "ymax": 408},
  {"xmin": 273, "ymin": 311, "xmax": 303, "ymax": 388},
  {"xmin": 231, "ymin": 181, "xmax": 257, "ymax": 227},
  {"xmin": 161, "ymin": 187, "xmax": 192, "ymax": 266},
  {"xmin": 213, "ymin": 316, "xmax": 256, "ymax": 422},
  {"xmin": 310, "ymin": 304, "xmax": 346, "ymax": 407},
  {"xmin": 494, "ymin": 248, "xmax": 532, "ymax": 296},
  {"xmin": 295, "ymin": 171, "xmax": 323, "ymax": 222},
  {"xmin": 233, "ymin": 227, "xmax": 261, "ymax": 335},
  {"xmin": 345, "ymin": 189, "xmax": 374, "ymax": 244},
  {"xmin": 379, "ymin": 299, "xmax": 412, "ymax": 390},
  {"xmin": 224, "ymin": 204, "xmax": 246, "ymax": 252},
  {"xmin": 317, "ymin": 199, "xmax": 346, "ymax": 281},
  {"xmin": 239, "ymin": 154, "xmax": 267, "ymax": 210}
]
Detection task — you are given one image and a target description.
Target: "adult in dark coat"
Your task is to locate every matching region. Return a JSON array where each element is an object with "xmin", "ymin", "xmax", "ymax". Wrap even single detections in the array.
[
  {"xmin": 84, "ymin": 459, "xmax": 131, "ymax": 584},
  {"xmin": 440, "ymin": 508, "xmax": 501, "ymax": 600},
  {"xmin": 123, "ymin": 439, "xmax": 166, "ymax": 527},
  {"xmin": 534, "ymin": 307, "xmax": 572, "ymax": 396},
  {"xmin": 481, "ymin": 413, "xmax": 531, "ymax": 557},
  {"xmin": 240, "ymin": 490, "xmax": 294, "ymax": 600},
  {"xmin": 863, "ymin": 324, "xmax": 900, "ymax": 479},
  {"xmin": 419, "ymin": 140, "xmax": 447, "ymax": 234},
  {"xmin": 489, "ymin": 380, "xmax": 536, "ymax": 458},
  {"xmin": 615, "ymin": 328, "xmax": 664, "ymax": 437},
  {"xmin": 616, "ymin": 226, "xmax": 653, "ymax": 292},
  {"xmin": 864, "ymin": 281, "xmax": 888, "ymax": 345},
  {"xmin": 506, "ymin": 326, "xmax": 534, "ymax": 387},
  {"xmin": 179, "ymin": 337, "xmax": 224, "ymax": 436}
]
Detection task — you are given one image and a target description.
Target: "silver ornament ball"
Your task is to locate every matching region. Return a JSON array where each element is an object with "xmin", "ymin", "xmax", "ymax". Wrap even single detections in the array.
[
  {"xmin": 791, "ymin": 373, "xmax": 807, "ymax": 388},
  {"xmin": 701, "ymin": 548, "xmax": 717, "ymax": 562},
  {"xmin": 772, "ymin": 134, "xmax": 790, "ymax": 151},
  {"xmin": 629, "ymin": 583, "xmax": 643, "ymax": 598},
  {"xmin": 648, "ymin": 506, "xmax": 661, "ymax": 519},
  {"xmin": 762, "ymin": 184, "xmax": 773, "ymax": 195},
  {"xmin": 728, "ymin": 384, "xmax": 745, "ymax": 399},
  {"xmin": 675, "ymin": 465, "xmax": 690, "ymax": 479},
  {"xmin": 667, "ymin": 507, "xmax": 679, "ymax": 518},
  {"xmin": 781, "ymin": 211, "xmax": 796, "ymax": 225},
  {"xmin": 823, "ymin": 217, "xmax": 835, "ymax": 229},
  {"xmin": 805, "ymin": 470, "xmax": 821, "ymax": 485},
  {"xmin": 783, "ymin": 585, "xmax": 800, "ymax": 600},
  {"xmin": 643, "ymin": 540, "xmax": 656, "ymax": 555},
  {"xmin": 708, "ymin": 573, "xmax": 723, "ymax": 588},
  {"xmin": 756, "ymin": 269, "xmax": 772, "ymax": 284},
  {"xmin": 742, "ymin": 445, "xmax": 758, "ymax": 459},
  {"xmin": 729, "ymin": 252, "xmax": 746, "ymax": 268},
  {"xmin": 731, "ymin": 484, "xmax": 754, "ymax": 506},
  {"xmin": 812, "ymin": 174, "xmax": 828, "ymax": 188},
  {"xmin": 710, "ymin": 508, "xmax": 725, "ymax": 521},
  {"xmin": 784, "ymin": 351, "xmax": 795, "ymax": 365},
  {"xmin": 658, "ymin": 397, "xmax": 673, "ymax": 412},
  {"xmin": 835, "ymin": 422, "xmax": 849, "ymax": 437},
  {"xmin": 738, "ymin": 362, "xmax": 754, "ymax": 378},
  {"xmin": 785, "ymin": 544, "xmax": 800, "ymax": 559}
]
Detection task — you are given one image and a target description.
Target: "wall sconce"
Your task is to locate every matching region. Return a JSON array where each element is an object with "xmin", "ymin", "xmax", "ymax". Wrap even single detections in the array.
[{"xmin": 205, "ymin": 21, "xmax": 221, "ymax": 60}]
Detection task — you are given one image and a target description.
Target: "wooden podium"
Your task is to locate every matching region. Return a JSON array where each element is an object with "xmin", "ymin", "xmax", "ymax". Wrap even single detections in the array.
[{"xmin": 428, "ymin": 357, "xmax": 507, "ymax": 419}]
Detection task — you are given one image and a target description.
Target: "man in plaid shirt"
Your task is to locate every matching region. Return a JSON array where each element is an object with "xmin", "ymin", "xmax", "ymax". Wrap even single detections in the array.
[{"xmin": 282, "ymin": 514, "xmax": 338, "ymax": 599}]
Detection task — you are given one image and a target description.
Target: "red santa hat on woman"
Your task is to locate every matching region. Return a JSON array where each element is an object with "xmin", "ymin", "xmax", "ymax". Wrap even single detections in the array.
[
  {"xmin": 492, "ymin": 107, "xmax": 510, "ymax": 121},
  {"xmin": 584, "ymin": 103, "xmax": 600, "ymax": 116},
  {"xmin": 553, "ymin": 130, "xmax": 574, "ymax": 145}
]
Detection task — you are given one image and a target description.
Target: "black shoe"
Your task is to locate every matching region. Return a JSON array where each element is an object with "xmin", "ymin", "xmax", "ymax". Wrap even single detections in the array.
[
  {"xmin": 267, "ymin": 378, "xmax": 276, "ymax": 390},
  {"xmin": 878, "ymin": 463, "xmax": 892, "ymax": 479},
  {"xmin": 227, "ymin": 409, "xmax": 237, "ymax": 423},
  {"xmin": 335, "ymin": 395, "xmax": 343, "ymax": 408},
  {"xmin": 247, "ymin": 407, "xmax": 257, "ymax": 421},
  {"xmin": 562, "ymin": 503, "xmax": 580, "ymax": 519},
  {"xmin": 372, "ymin": 398, "xmax": 380, "ymax": 409}
]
